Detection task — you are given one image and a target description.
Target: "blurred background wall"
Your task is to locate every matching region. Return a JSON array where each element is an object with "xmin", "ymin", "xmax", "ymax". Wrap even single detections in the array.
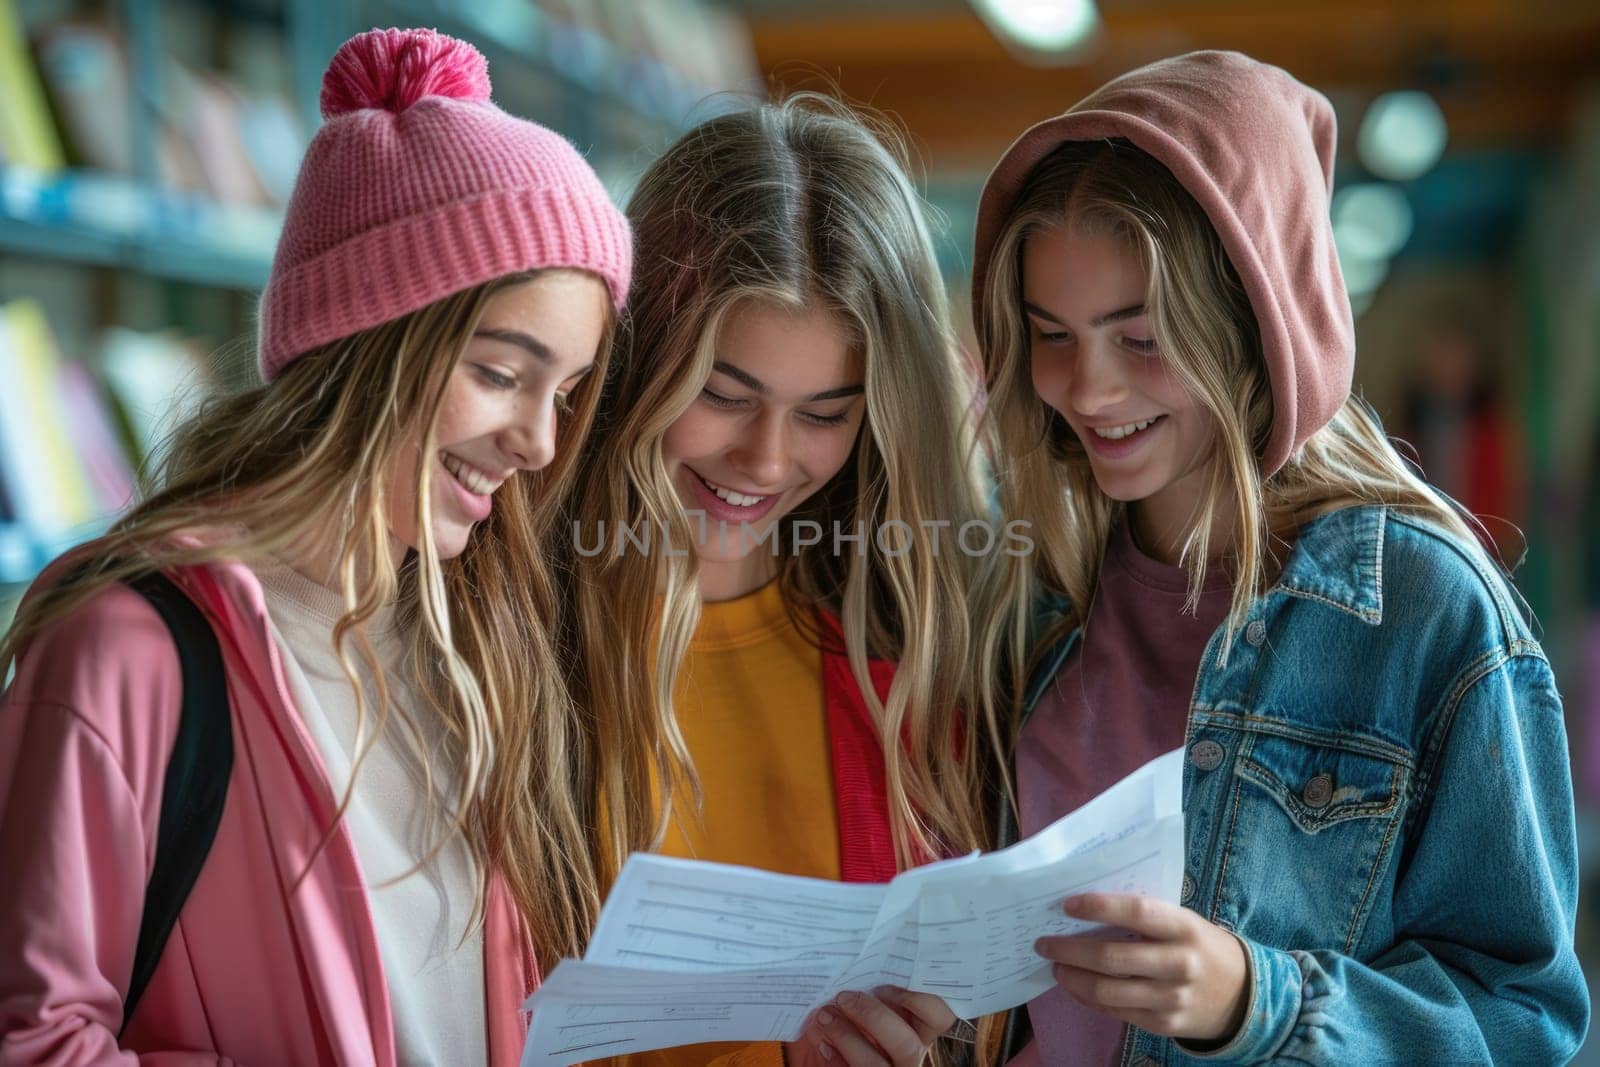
[{"xmin": 1, "ymin": 0, "xmax": 1598, "ymax": 1054}]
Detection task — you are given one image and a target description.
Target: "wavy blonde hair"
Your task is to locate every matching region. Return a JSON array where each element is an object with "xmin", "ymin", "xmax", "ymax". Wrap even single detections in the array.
[
  {"xmin": 558, "ymin": 95, "xmax": 1014, "ymax": 894},
  {"xmin": 1, "ymin": 270, "xmax": 614, "ymax": 965},
  {"xmin": 980, "ymin": 139, "xmax": 1489, "ymax": 667}
]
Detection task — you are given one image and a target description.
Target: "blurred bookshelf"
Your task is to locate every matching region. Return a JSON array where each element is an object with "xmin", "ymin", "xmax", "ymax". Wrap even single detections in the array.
[{"xmin": 0, "ymin": 0, "xmax": 760, "ymax": 619}]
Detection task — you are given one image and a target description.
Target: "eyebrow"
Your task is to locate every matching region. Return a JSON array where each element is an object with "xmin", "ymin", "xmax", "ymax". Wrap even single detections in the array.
[
  {"xmin": 1022, "ymin": 300, "xmax": 1147, "ymax": 328},
  {"xmin": 474, "ymin": 328, "xmax": 556, "ymax": 363},
  {"xmin": 711, "ymin": 360, "xmax": 865, "ymax": 402}
]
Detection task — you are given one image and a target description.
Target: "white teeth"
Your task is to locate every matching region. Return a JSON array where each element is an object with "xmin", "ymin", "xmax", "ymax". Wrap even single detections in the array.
[
  {"xmin": 1093, "ymin": 418, "xmax": 1157, "ymax": 441},
  {"xmin": 442, "ymin": 453, "xmax": 500, "ymax": 496},
  {"xmin": 704, "ymin": 478, "xmax": 766, "ymax": 508}
]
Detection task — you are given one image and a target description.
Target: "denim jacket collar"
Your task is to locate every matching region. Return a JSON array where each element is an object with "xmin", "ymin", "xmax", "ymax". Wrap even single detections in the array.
[
  {"xmin": 1271, "ymin": 504, "xmax": 1385, "ymax": 625},
  {"xmin": 1021, "ymin": 505, "xmax": 1389, "ymax": 724}
]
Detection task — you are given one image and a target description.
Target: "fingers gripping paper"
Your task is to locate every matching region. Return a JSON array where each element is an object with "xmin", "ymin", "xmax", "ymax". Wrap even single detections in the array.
[{"xmin": 522, "ymin": 748, "xmax": 1186, "ymax": 1064}]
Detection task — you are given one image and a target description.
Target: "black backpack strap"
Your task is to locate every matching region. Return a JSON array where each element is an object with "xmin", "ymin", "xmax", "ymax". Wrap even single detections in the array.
[{"xmin": 118, "ymin": 569, "xmax": 234, "ymax": 1035}]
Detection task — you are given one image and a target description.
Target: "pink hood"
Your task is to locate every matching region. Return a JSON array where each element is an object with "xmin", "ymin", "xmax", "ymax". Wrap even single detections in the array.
[{"xmin": 973, "ymin": 50, "xmax": 1354, "ymax": 473}]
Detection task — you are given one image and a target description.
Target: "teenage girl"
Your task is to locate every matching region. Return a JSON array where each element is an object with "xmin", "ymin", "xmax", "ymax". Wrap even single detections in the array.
[
  {"xmin": 559, "ymin": 96, "xmax": 1014, "ymax": 1066},
  {"xmin": 973, "ymin": 51, "xmax": 1588, "ymax": 1064},
  {"xmin": 0, "ymin": 28, "xmax": 631, "ymax": 1065}
]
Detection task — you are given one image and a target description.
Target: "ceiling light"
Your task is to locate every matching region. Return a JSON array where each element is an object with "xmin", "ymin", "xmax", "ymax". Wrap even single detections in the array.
[
  {"xmin": 1358, "ymin": 90, "xmax": 1448, "ymax": 182},
  {"xmin": 1332, "ymin": 183, "xmax": 1414, "ymax": 261},
  {"xmin": 971, "ymin": 0, "xmax": 1100, "ymax": 60}
]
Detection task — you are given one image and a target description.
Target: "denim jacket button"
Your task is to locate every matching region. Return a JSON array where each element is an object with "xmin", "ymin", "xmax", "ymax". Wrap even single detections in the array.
[
  {"xmin": 1245, "ymin": 619, "xmax": 1268, "ymax": 646},
  {"xmin": 1180, "ymin": 873, "xmax": 1195, "ymax": 903},
  {"xmin": 1303, "ymin": 773, "xmax": 1334, "ymax": 808},
  {"xmin": 1189, "ymin": 740, "xmax": 1224, "ymax": 771}
]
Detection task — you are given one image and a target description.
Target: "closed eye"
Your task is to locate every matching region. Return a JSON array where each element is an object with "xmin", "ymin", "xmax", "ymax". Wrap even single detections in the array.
[
  {"xmin": 1121, "ymin": 336, "xmax": 1158, "ymax": 354},
  {"xmin": 799, "ymin": 409, "xmax": 850, "ymax": 428},
  {"xmin": 474, "ymin": 365, "xmax": 516, "ymax": 390},
  {"xmin": 701, "ymin": 388, "xmax": 748, "ymax": 410}
]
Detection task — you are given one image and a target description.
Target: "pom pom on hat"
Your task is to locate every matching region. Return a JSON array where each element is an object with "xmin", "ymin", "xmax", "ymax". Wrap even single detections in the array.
[{"xmin": 320, "ymin": 27, "xmax": 491, "ymax": 118}]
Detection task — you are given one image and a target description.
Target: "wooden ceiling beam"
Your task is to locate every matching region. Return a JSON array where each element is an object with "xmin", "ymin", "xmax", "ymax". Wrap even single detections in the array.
[
  {"xmin": 749, "ymin": 1, "xmax": 1599, "ymax": 67},
  {"xmin": 747, "ymin": 3, "xmax": 1600, "ymax": 162}
]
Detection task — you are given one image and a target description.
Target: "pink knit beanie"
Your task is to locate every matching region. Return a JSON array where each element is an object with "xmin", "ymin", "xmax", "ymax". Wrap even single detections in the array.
[
  {"xmin": 973, "ymin": 51, "xmax": 1354, "ymax": 475},
  {"xmin": 257, "ymin": 27, "xmax": 633, "ymax": 381}
]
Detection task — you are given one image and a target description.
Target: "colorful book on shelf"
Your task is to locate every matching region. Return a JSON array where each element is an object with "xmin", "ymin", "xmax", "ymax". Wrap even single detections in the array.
[
  {"xmin": 96, "ymin": 328, "xmax": 209, "ymax": 467},
  {"xmin": 0, "ymin": 305, "xmax": 147, "ymax": 583},
  {"xmin": 56, "ymin": 359, "xmax": 136, "ymax": 515},
  {"xmin": 168, "ymin": 62, "xmax": 275, "ymax": 207},
  {"xmin": 32, "ymin": 15, "xmax": 302, "ymax": 211},
  {"xmin": 0, "ymin": 0, "xmax": 68, "ymax": 171},
  {"xmin": 32, "ymin": 19, "xmax": 213, "ymax": 196},
  {"xmin": 32, "ymin": 19, "xmax": 132, "ymax": 173},
  {"xmin": 236, "ymin": 93, "xmax": 306, "ymax": 206},
  {"xmin": 0, "ymin": 300, "xmax": 100, "ymax": 535},
  {"xmin": 216, "ymin": 20, "xmax": 309, "ymax": 206}
]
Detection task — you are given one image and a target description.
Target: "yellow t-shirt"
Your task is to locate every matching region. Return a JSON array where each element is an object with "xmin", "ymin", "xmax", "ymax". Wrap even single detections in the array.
[{"xmin": 609, "ymin": 580, "xmax": 839, "ymax": 1067}]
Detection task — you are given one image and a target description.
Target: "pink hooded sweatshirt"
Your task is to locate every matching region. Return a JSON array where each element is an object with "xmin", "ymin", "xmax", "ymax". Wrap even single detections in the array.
[
  {"xmin": 0, "ymin": 554, "xmax": 538, "ymax": 1065},
  {"xmin": 972, "ymin": 49, "xmax": 1355, "ymax": 475}
]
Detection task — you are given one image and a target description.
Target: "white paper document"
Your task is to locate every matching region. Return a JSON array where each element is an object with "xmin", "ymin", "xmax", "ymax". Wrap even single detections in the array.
[{"xmin": 522, "ymin": 747, "xmax": 1185, "ymax": 1065}]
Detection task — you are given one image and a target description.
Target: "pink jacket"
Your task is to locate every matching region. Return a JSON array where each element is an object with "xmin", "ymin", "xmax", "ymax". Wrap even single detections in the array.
[{"xmin": 0, "ymin": 555, "xmax": 539, "ymax": 1065}]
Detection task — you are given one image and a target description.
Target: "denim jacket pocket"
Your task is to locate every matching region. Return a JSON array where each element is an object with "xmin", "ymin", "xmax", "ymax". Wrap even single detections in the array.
[
  {"xmin": 1213, "ymin": 725, "xmax": 1412, "ymax": 954},
  {"xmin": 1236, "ymin": 732, "xmax": 1406, "ymax": 833}
]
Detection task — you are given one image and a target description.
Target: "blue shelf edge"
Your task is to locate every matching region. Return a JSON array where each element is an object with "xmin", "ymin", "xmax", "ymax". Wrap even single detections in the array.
[{"xmin": 0, "ymin": 168, "xmax": 279, "ymax": 290}]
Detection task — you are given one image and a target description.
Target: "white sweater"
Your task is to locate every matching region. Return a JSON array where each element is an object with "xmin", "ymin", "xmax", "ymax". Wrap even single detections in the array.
[{"xmin": 253, "ymin": 559, "xmax": 486, "ymax": 1067}]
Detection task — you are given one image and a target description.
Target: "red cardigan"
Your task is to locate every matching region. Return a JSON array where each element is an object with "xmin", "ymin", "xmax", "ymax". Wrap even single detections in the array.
[{"xmin": 816, "ymin": 612, "xmax": 901, "ymax": 884}]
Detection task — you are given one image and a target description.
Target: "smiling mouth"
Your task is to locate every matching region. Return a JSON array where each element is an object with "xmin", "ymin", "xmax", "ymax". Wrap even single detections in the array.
[
  {"xmin": 693, "ymin": 470, "xmax": 772, "ymax": 508},
  {"xmin": 1090, "ymin": 416, "xmax": 1163, "ymax": 440},
  {"xmin": 441, "ymin": 451, "xmax": 503, "ymax": 496}
]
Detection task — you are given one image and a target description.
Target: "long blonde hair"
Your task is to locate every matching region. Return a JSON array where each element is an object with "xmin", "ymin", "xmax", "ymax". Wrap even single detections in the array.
[
  {"xmin": 559, "ymin": 94, "xmax": 1012, "ymax": 887},
  {"xmin": 981, "ymin": 138, "xmax": 1489, "ymax": 664},
  {"xmin": 1, "ymin": 270, "xmax": 614, "ymax": 965}
]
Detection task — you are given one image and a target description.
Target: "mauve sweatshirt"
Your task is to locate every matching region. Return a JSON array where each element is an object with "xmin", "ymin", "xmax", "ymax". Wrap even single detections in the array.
[{"xmin": 1013, "ymin": 521, "xmax": 1231, "ymax": 1064}]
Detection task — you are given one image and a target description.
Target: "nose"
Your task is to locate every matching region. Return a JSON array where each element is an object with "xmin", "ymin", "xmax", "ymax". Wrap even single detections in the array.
[
  {"xmin": 728, "ymin": 410, "xmax": 790, "ymax": 489},
  {"xmin": 502, "ymin": 394, "xmax": 559, "ymax": 472},
  {"xmin": 1062, "ymin": 339, "xmax": 1128, "ymax": 419}
]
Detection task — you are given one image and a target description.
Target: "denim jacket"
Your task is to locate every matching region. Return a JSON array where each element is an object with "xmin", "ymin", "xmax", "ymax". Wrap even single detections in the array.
[{"xmin": 1001, "ymin": 505, "xmax": 1588, "ymax": 1064}]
